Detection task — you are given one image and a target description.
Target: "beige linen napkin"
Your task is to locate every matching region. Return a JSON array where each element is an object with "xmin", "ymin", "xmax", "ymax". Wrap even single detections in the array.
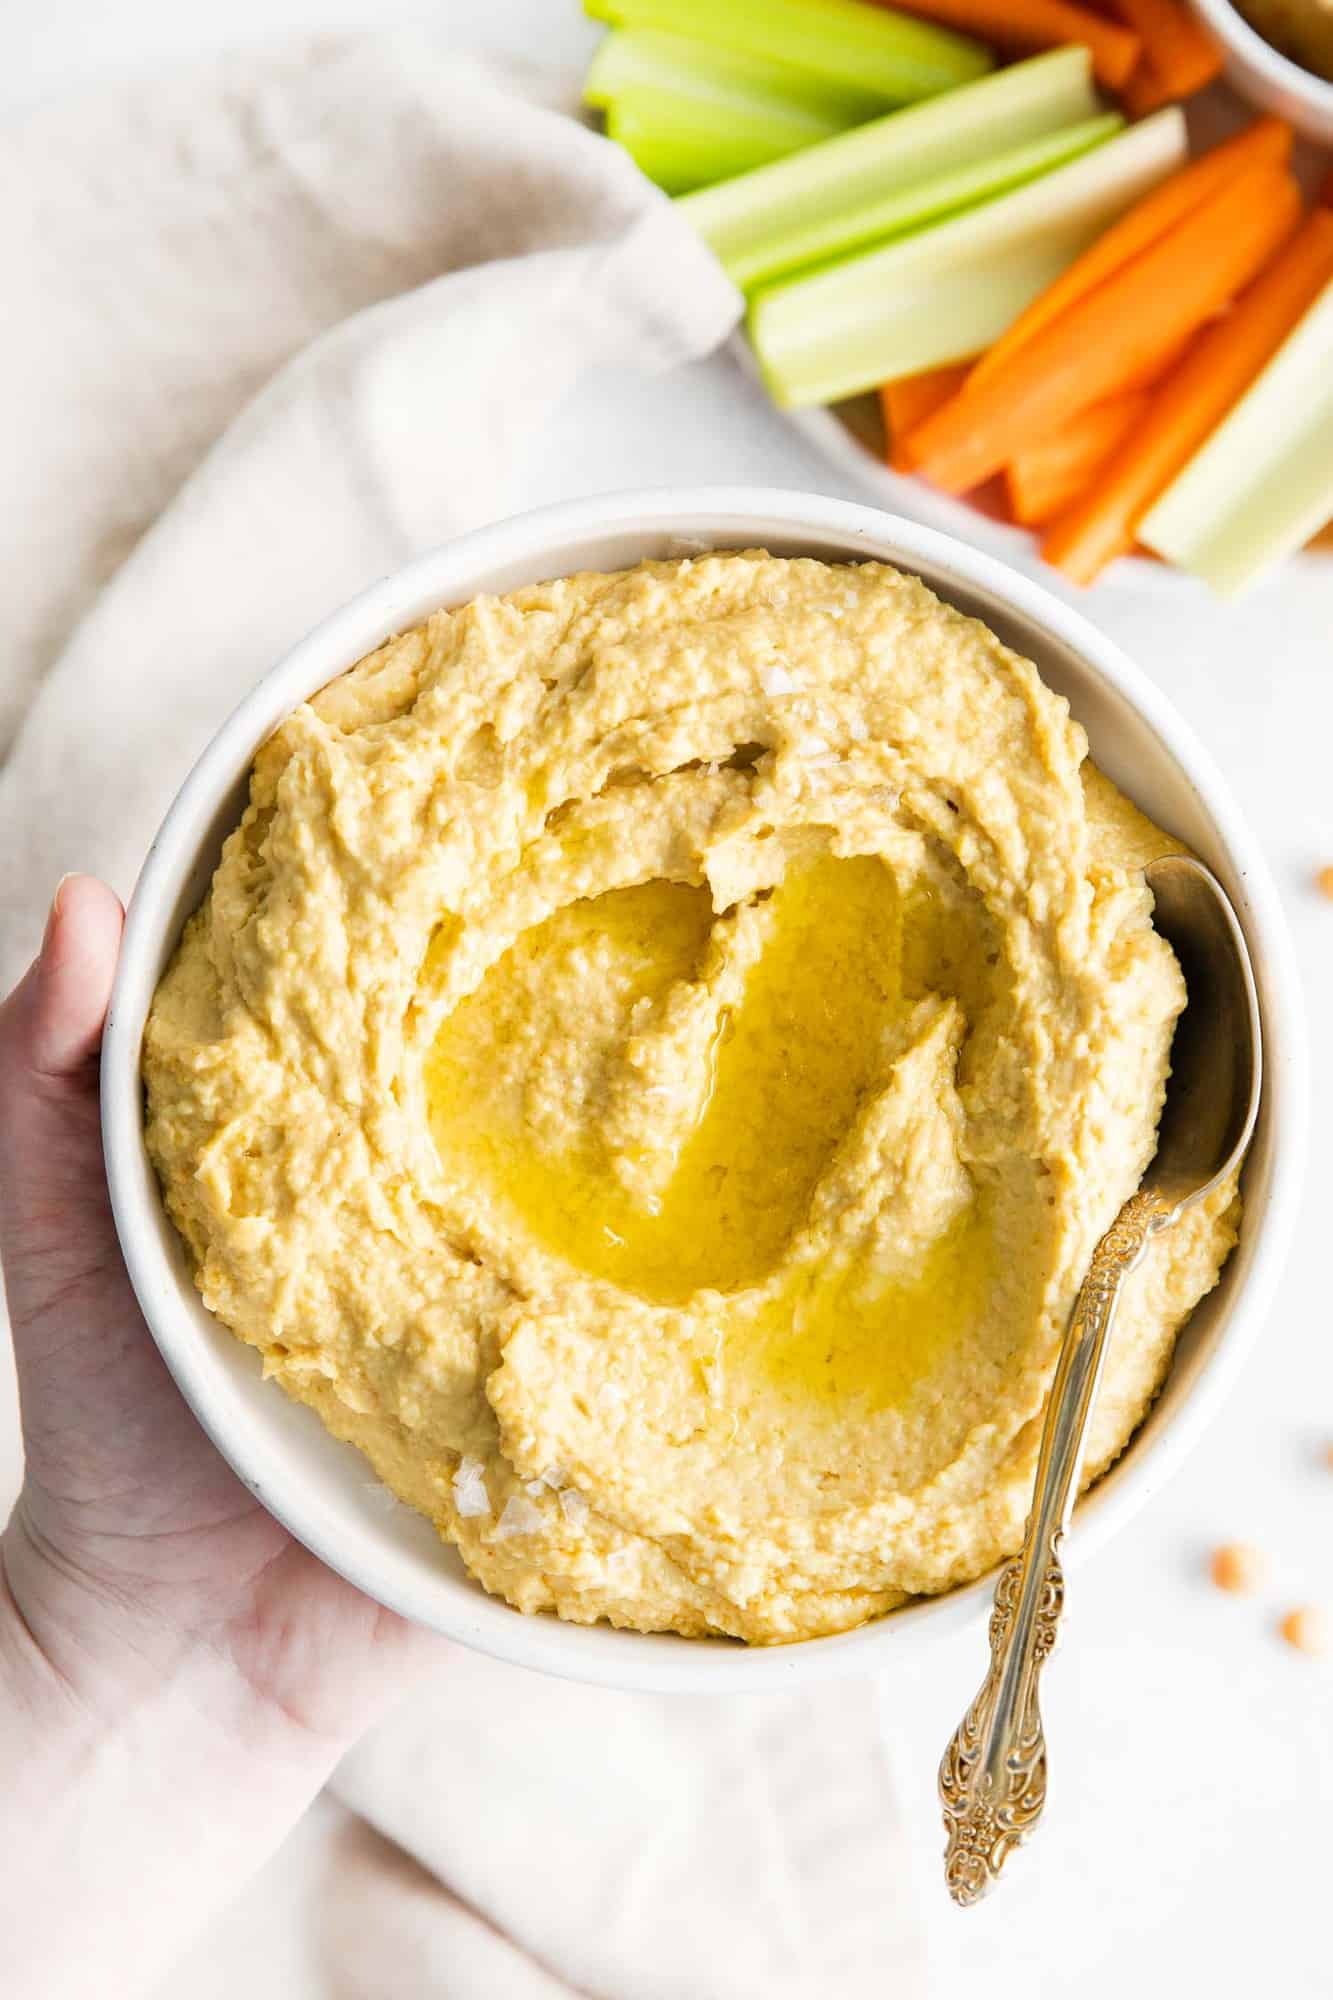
[{"xmin": 0, "ymin": 34, "xmax": 926, "ymax": 1999}]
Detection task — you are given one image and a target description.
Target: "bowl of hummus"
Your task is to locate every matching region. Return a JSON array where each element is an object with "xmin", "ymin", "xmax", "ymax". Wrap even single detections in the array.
[
  {"xmin": 102, "ymin": 490, "xmax": 1304, "ymax": 1692},
  {"xmin": 1190, "ymin": 0, "xmax": 1333, "ymax": 141}
]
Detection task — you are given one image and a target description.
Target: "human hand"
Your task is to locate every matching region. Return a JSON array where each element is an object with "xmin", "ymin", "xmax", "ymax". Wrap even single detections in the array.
[{"xmin": 0, "ymin": 874, "xmax": 433, "ymax": 1743}]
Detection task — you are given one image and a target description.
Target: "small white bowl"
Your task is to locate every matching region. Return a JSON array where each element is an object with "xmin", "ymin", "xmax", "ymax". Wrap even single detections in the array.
[
  {"xmin": 102, "ymin": 489, "xmax": 1306, "ymax": 1694},
  {"xmin": 1190, "ymin": 0, "xmax": 1333, "ymax": 143}
]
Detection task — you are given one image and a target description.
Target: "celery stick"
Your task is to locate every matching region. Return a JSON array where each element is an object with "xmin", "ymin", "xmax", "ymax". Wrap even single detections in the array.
[
  {"xmin": 584, "ymin": 28, "xmax": 884, "ymax": 125},
  {"xmin": 751, "ymin": 108, "xmax": 1187, "ymax": 408},
  {"xmin": 609, "ymin": 81, "xmax": 841, "ymax": 152},
  {"xmin": 760, "ymin": 243, "xmax": 1083, "ymax": 404},
  {"xmin": 607, "ymin": 93, "xmax": 837, "ymax": 192},
  {"xmin": 1139, "ymin": 277, "xmax": 1333, "ymax": 597},
  {"xmin": 721, "ymin": 110, "xmax": 1119, "ymax": 295},
  {"xmin": 752, "ymin": 113, "xmax": 1124, "ymax": 284},
  {"xmin": 586, "ymin": 0, "xmax": 992, "ymax": 106},
  {"xmin": 679, "ymin": 48, "xmax": 1099, "ymax": 290},
  {"xmin": 606, "ymin": 108, "xmax": 700, "ymax": 194}
]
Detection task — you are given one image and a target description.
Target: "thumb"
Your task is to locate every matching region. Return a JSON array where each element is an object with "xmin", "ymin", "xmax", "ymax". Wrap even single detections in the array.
[
  {"xmin": 1, "ymin": 881, "xmax": 220, "ymax": 1585},
  {"xmin": 16, "ymin": 874, "xmax": 125, "ymax": 1082},
  {"xmin": 0, "ymin": 875, "xmax": 125, "ymax": 1297}
]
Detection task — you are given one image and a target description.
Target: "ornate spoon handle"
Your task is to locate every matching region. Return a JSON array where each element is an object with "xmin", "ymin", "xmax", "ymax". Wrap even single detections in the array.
[{"xmin": 938, "ymin": 1186, "xmax": 1172, "ymax": 1906}]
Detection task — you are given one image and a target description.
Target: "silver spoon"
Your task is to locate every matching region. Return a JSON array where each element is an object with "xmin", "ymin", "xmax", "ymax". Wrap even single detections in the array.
[{"xmin": 939, "ymin": 854, "xmax": 1262, "ymax": 1906}]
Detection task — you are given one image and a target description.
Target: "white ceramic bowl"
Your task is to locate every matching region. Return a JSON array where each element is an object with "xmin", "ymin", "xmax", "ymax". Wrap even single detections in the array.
[
  {"xmin": 1190, "ymin": 0, "xmax": 1333, "ymax": 143},
  {"xmin": 102, "ymin": 489, "xmax": 1306, "ymax": 1694}
]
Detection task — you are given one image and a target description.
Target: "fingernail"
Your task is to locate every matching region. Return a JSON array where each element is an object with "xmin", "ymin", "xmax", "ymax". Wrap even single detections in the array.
[{"xmin": 43, "ymin": 873, "xmax": 75, "ymax": 948}]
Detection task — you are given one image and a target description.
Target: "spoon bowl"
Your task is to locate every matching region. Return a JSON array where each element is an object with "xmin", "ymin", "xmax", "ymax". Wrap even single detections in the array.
[{"xmin": 1144, "ymin": 854, "xmax": 1263, "ymax": 1215}]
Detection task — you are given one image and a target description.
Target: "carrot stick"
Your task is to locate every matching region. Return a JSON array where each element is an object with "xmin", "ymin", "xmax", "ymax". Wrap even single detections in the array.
[
  {"xmin": 866, "ymin": 0, "xmax": 1141, "ymax": 88},
  {"xmin": 1041, "ymin": 207, "xmax": 1333, "ymax": 582},
  {"xmin": 1005, "ymin": 391, "xmax": 1149, "ymax": 524},
  {"xmin": 902, "ymin": 163, "xmax": 1302, "ymax": 494},
  {"xmin": 966, "ymin": 116, "xmax": 1292, "ymax": 391},
  {"xmin": 1109, "ymin": 0, "xmax": 1221, "ymax": 101},
  {"xmin": 983, "ymin": 475, "xmax": 1016, "ymax": 525},
  {"xmin": 1322, "ymin": 167, "xmax": 1333, "ymax": 208},
  {"xmin": 880, "ymin": 363, "xmax": 973, "ymax": 468},
  {"xmin": 1119, "ymin": 58, "xmax": 1184, "ymax": 116}
]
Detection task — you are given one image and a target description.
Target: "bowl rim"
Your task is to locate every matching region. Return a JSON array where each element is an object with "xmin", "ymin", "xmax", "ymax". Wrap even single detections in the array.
[
  {"xmin": 1190, "ymin": 0, "xmax": 1333, "ymax": 114},
  {"xmin": 101, "ymin": 486, "xmax": 1309, "ymax": 1693}
]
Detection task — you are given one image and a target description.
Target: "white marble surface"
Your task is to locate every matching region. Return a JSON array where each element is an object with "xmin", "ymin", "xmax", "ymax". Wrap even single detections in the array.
[{"xmin": 3, "ymin": 4, "xmax": 1331, "ymax": 1993}]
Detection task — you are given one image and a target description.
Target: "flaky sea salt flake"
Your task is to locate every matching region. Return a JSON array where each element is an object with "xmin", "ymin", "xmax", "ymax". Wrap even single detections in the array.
[
  {"xmin": 452, "ymin": 1456, "xmax": 492, "ymax": 1519},
  {"xmin": 494, "ymin": 1493, "xmax": 545, "ymax": 1539}
]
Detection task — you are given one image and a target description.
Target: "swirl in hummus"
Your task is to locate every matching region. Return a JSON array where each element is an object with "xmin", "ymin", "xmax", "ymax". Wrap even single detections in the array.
[{"xmin": 144, "ymin": 553, "xmax": 1239, "ymax": 1644}]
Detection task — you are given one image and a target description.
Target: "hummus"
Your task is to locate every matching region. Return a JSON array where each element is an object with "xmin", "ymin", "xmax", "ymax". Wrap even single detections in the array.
[
  {"xmin": 1235, "ymin": 0, "xmax": 1333, "ymax": 79},
  {"xmin": 144, "ymin": 553, "xmax": 1238, "ymax": 1644}
]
